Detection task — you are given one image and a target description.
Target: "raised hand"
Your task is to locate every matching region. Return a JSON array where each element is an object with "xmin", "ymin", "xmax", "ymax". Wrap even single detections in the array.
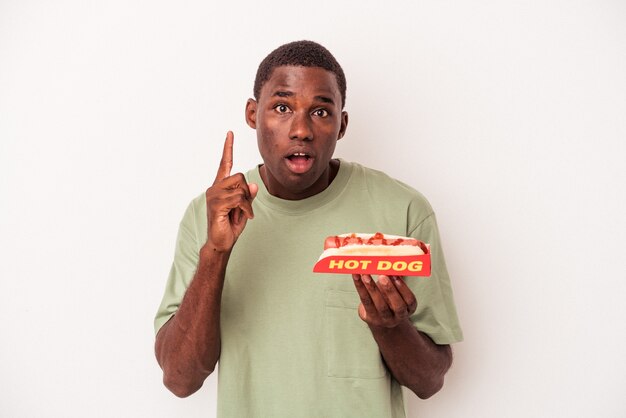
[
  {"xmin": 204, "ymin": 131, "xmax": 258, "ymax": 253},
  {"xmin": 352, "ymin": 274, "xmax": 418, "ymax": 329}
]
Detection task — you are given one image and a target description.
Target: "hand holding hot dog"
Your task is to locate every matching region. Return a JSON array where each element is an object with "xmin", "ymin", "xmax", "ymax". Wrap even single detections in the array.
[
  {"xmin": 204, "ymin": 131, "xmax": 258, "ymax": 253},
  {"xmin": 352, "ymin": 274, "xmax": 418, "ymax": 329}
]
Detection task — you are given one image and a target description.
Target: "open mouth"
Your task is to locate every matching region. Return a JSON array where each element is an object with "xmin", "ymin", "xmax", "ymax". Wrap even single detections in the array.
[
  {"xmin": 285, "ymin": 152, "xmax": 314, "ymax": 174},
  {"xmin": 286, "ymin": 152, "xmax": 311, "ymax": 162}
]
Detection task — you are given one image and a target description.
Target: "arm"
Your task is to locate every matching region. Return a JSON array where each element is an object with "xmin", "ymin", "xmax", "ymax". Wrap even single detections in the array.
[
  {"xmin": 352, "ymin": 274, "xmax": 453, "ymax": 399},
  {"xmin": 155, "ymin": 248, "xmax": 229, "ymax": 397},
  {"xmin": 155, "ymin": 132, "xmax": 258, "ymax": 397}
]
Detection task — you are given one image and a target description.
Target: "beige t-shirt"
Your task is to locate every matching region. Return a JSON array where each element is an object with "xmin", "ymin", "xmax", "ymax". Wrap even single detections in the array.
[{"xmin": 155, "ymin": 160, "xmax": 463, "ymax": 418}]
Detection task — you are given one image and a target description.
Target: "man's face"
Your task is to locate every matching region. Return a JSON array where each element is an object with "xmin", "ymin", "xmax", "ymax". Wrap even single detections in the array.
[{"xmin": 246, "ymin": 65, "xmax": 348, "ymax": 200}]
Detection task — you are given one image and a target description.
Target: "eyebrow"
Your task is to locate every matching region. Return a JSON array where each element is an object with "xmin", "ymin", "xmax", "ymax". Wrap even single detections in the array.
[
  {"xmin": 315, "ymin": 95, "xmax": 335, "ymax": 105},
  {"xmin": 272, "ymin": 90, "xmax": 335, "ymax": 105},
  {"xmin": 273, "ymin": 90, "xmax": 293, "ymax": 98}
]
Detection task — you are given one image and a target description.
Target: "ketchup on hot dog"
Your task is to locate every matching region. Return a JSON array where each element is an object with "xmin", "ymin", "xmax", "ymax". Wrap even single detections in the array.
[{"xmin": 324, "ymin": 232, "xmax": 420, "ymax": 250}]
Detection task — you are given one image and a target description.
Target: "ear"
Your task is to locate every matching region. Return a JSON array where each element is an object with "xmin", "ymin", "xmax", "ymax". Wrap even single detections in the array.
[
  {"xmin": 337, "ymin": 111, "xmax": 349, "ymax": 140},
  {"xmin": 245, "ymin": 98, "xmax": 257, "ymax": 129}
]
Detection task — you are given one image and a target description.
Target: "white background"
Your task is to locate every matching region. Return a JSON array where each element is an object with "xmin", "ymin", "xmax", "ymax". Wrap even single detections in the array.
[{"xmin": 1, "ymin": 1, "xmax": 625, "ymax": 417}]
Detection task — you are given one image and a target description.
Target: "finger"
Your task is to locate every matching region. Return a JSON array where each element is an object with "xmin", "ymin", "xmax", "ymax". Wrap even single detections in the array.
[
  {"xmin": 231, "ymin": 187, "xmax": 258, "ymax": 236},
  {"xmin": 361, "ymin": 275, "xmax": 394, "ymax": 322},
  {"xmin": 352, "ymin": 275, "xmax": 380, "ymax": 322},
  {"xmin": 233, "ymin": 188, "xmax": 255, "ymax": 220},
  {"xmin": 213, "ymin": 174, "xmax": 255, "ymax": 219},
  {"xmin": 378, "ymin": 275, "xmax": 410, "ymax": 319},
  {"xmin": 231, "ymin": 206, "xmax": 246, "ymax": 234},
  {"xmin": 244, "ymin": 182, "xmax": 259, "ymax": 219},
  {"xmin": 229, "ymin": 206, "xmax": 243, "ymax": 224},
  {"xmin": 217, "ymin": 189, "xmax": 255, "ymax": 220},
  {"xmin": 391, "ymin": 276, "xmax": 418, "ymax": 314},
  {"xmin": 230, "ymin": 193, "xmax": 255, "ymax": 222},
  {"xmin": 219, "ymin": 173, "xmax": 250, "ymax": 193},
  {"xmin": 213, "ymin": 131, "xmax": 234, "ymax": 185},
  {"xmin": 352, "ymin": 275, "xmax": 376, "ymax": 321},
  {"xmin": 230, "ymin": 178, "xmax": 257, "ymax": 219}
]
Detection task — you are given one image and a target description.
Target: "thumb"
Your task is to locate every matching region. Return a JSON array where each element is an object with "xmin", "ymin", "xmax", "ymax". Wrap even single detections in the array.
[
  {"xmin": 358, "ymin": 304, "xmax": 367, "ymax": 322},
  {"xmin": 248, "ymin": 182, "xmax": 259, "ymax": 201}
]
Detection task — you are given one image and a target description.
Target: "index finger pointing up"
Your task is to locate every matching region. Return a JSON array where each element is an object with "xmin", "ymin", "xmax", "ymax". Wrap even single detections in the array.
[{"xmin": 214, "ymin": 131, "xmax": 234, "ymax": 184}]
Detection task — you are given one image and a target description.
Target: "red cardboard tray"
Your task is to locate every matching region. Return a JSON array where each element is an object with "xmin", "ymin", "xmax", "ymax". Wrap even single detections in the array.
[{"xmin": 313, "ymin": 247, "xmax": 431, "ymax": 277}]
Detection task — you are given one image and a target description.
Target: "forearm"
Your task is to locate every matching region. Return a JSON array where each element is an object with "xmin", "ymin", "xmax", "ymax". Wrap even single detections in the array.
[
  {"xmin": 155, "ymin": 246, "xmax": 229, "ymax": 397},
  {"xmin": 370, "ymin": 320, "xmax": 452, "ymax": 399}
]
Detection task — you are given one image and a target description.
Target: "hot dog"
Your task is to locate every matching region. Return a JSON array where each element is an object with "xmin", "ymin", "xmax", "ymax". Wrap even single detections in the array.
[{"xmin": 320, "ymin": 232, "xmax": 426, "ymax": 257}]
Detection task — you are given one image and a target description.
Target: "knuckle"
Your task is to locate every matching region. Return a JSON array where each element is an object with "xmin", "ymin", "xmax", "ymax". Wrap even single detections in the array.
[
  {"xmin": 225, "ymin": 196, "xmax": 242, "ymax": 207},
  {"xmin": 232, "ymin": 172, "xmax": 246, "ymax": 182},
  {"xmin": 368, "ymin": 317, "xmax": 381, "ymax": 327},
  {"xmin": 379, "ymin": 317, "xmax": 393, "ymax": 327},
  {"xmin": 393, "ymin": 305, "xmax": 406, "ymax": 316},
  {"xmin": 205, "ymin": 194, "xmax": 217, "ymax": 207},
  {"xmin": 396, "ymin": 309, "xmax": 409, "ymax": 320},
  {"xmin": 232, "ymin": 188, "xmax": 246, "ymax": 198},
  {"xmin": 379, "ymin": 308, "xmax": 393, "ymax": 320}
]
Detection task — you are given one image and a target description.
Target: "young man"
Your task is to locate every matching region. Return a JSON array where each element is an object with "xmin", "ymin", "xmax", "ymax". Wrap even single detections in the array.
[{"xmin": 155, "ymin": 41, "xmax": 463, "ymax": 418}]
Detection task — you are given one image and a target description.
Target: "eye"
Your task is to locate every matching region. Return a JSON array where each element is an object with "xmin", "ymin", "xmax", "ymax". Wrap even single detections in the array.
[
  {"xmin": 274, "ymin": 104, "xmax": 291, "ymax": 114},
  {"xmin": 313, "ymin": 109, "xmax": 329, "ymax": 118}
]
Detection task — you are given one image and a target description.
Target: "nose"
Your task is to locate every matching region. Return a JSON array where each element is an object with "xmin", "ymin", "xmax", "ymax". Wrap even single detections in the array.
[{"xmin": 289, "ymin": 111, "xmax": 313, "ymax": 141}]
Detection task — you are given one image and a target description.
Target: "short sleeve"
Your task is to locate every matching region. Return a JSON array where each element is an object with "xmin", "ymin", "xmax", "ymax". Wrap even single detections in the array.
[
  {"xmin": 154, "ymin": 200, "xmax": 202, "ymax": 334},
  {"xmin": 406, "ymin": 212, "xmax": 463, "ymax": 345}
]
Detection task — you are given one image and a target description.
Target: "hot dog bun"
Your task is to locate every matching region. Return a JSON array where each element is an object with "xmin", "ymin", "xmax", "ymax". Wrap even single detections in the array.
[{"xmin": 320, "ymin": 232, "xmax": 426, "ymax": 258}]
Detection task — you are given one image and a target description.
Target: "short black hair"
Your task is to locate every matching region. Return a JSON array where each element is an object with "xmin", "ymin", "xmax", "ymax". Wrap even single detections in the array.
[{"xmin": 253, "ymin": 40, "xmax": 347, "ymax": 109}]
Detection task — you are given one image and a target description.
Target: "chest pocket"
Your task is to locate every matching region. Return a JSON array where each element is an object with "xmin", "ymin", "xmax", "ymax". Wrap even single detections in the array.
[{"xmin": 324, "ymin": 290, "xmax": 388, "ymax": 379}]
